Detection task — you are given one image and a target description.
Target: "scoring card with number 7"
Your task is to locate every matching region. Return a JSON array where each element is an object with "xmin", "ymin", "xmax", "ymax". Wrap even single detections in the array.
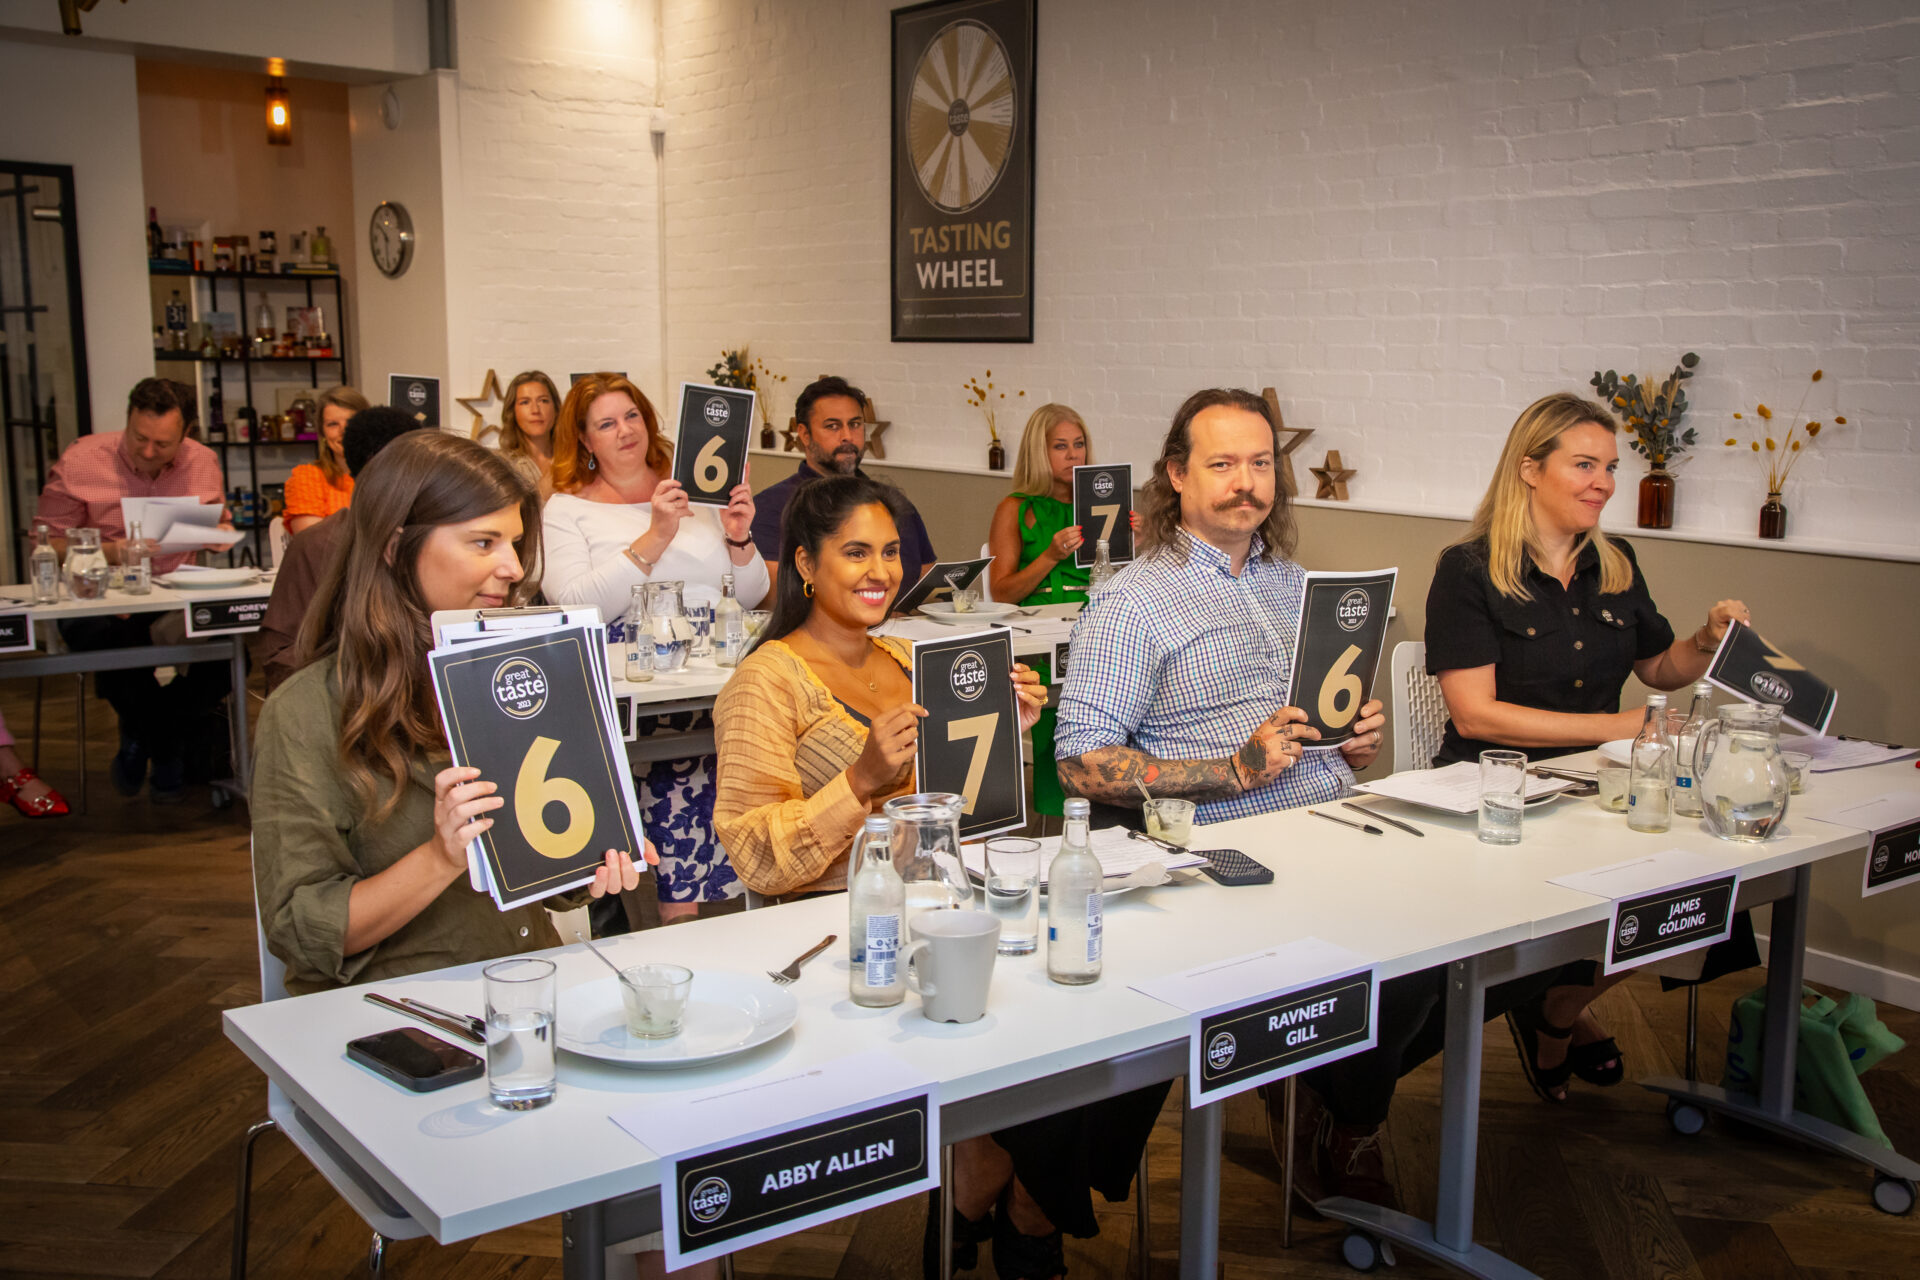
[
  {"xmin": 911, "ymin": 629, "xmax": 1027, "ymax": 841},
  {"xmin": 1285, "ymin": 568, "xmax": 1397, "ymax": 750},
  {"xmin": 1072, "ymin": 463, "xmax": 1133, "ymax": 568},
  {"xmin": 673, "ymin": 382, "xmax": 757, "ymax": 507}
]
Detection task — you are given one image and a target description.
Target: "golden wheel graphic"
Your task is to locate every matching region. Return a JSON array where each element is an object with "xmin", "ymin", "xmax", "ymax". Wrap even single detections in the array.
[{"xmin": 907, "ymin": 19, "xmax": 1016, "ymax": 215}]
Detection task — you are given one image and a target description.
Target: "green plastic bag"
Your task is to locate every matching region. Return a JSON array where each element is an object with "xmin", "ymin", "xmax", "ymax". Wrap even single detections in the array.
[{"xmin": 1720, "ymin": 984, "xmax": 1906, "ymax": 1149}]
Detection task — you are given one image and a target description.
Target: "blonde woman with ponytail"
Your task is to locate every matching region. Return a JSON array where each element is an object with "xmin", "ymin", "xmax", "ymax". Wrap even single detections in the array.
[{"xmin": 1425, "ymin": 391, "xmax": 1753, "ymax": 1103}]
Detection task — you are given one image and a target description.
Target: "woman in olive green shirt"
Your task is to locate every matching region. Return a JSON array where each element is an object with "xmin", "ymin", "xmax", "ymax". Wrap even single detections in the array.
[{"xmin": 253, "ymin": 431, "xmax": 651, "ymax": 995}]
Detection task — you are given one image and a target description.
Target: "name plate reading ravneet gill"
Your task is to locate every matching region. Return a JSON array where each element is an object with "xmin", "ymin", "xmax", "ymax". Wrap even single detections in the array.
[
  {"xmin": 612, "ymin": 1052, "xmax": 938, "ymax": 1269},
  {"xmin": 183, "ymin": 597, "xmax": 269, "ymax": 637},
  {"xmin": 1605, "ymin": 872, "xmax": 1740, "ymax": 975},
  {"xmin": 0, "ymin": 610, "xmax": 32, "ymax": 654},
  {"xmin": 1129, "ymin": 937, "xmax": 1379, "ymax": 1105}
]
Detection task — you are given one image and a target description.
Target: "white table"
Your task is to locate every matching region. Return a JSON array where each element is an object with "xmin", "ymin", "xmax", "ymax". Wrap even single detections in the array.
[{"xmin": 0, "ymin": 578, "xmax": 272, "ymax": 804}]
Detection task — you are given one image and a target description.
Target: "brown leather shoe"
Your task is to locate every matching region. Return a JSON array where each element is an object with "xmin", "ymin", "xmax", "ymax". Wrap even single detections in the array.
[
  {"xmin": 1319, "ymin": 1121, "xmax": 1399, "ymax": 1214},
  {"xmin": 1260, "ymin": 1080, "xmax": 1327, "ymax": 1209}
]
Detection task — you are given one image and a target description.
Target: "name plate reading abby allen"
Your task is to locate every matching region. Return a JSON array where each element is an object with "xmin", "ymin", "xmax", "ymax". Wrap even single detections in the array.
[
  {"xmin": 1604, "ymin": 872, "xmax": 1740, "ymax": 975},
  {"xmin": 183, "ymin": 597, "xmax": 269, "ymax": 637},
  {"xmin": 673, "ymin": 381, "xmax": 757, "ymax": 507},
  {"xmin": 1071, "ymin": 463, "xmax": 1133, "ymax": 567},
  {"xmin": 0, "ymin": 610, "xmax": 33, "ymax": 654},
  {"xmin": 913, "ymin": 628, "xmax": 1025, "ymax": 840},
  {"xmin": 1286, "ymin": 568, "xmax": 1397, "ymax": 749},
  {"xmin": 1706, "ymin": 620, "xmax": 1837, "ymax": 736}
]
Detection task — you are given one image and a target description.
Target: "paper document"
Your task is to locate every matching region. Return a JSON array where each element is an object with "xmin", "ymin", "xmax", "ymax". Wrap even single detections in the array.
[
  {"xmin": 1796, "ymin": 791, "xmax": 1920, "ymax": 832},
  {"xmin": 1130, "ymin": 936, "xmax": 1370, "ymax": 1015},
  {"xmin": 961, "ymin": 825, "xmax": 1206, "ymax": 885},
  {"xmin": 1354, "ymin": 761, "xmax": 1574, "ymax": 815},
  {"xmin": 1548, "ymin": 848, "xmax": 1729, "ymax": 900},
  {"xmin": 1779, "ymin": 734, "xmax": 1917, "ymax": 772}
]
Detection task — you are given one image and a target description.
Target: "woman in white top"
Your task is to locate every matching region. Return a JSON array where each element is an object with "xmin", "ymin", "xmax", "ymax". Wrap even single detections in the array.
[{"xmin": 543, "ymin": 372, "xmax": 768, "ymax": 922}]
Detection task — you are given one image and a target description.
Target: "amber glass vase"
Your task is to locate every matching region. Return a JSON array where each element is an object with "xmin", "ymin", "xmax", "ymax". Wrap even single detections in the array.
[
  {"xmin": 988, "ymin": 439, "xmax": 1006, "ymax": 471},
  {"xmin": 1759, "ymin": 491, "xmax": 1787, "ymax": 539},
  {"xmin": 1637, "ymin": 465, "xmax": 1675, "ymax": 529}
]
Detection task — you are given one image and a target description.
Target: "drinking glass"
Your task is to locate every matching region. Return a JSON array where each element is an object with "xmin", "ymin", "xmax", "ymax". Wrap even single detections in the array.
[
  {"xmin": 1142, "ymin": 798, "xmax": 1195, "ymax": 847},
  {"xmin": 1596, "ymin": 765, "xmax": 1630, "ymax": 813},
  {"xmin": 1478, "ymin": 750, "xmax": 1527, "ymax": 845},
  {"xmin": 1781, "ymin": 751, "xmax": 1811, "ymax": 795},
  {"xmin": 483, "ymin": 957, "xmax": 557, "ymax": 1109},
  {"xmin": 984, "ymin": 837, "xmax": 1041, "ymax": 955},
  {"xmin": 618, "ymin": 963, "xmax": 693, "ymax": 1038}
]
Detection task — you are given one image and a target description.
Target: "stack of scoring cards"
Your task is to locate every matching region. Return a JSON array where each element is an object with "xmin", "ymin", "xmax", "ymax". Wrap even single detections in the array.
[
  {"xmin": 911, "ymin": 629, "xmax": 1026, "ymax": 840},
  {"xmin": 427, "ymin": 608, "xmax": 645, "ymax": 910}
]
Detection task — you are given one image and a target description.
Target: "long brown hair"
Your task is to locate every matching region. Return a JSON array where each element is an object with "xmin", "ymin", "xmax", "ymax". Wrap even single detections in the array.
[
  {"xmin": 551, "ymin": 373, "xmax": 672, "ymax": 494},
  {"xmin": 315, "ymin": 385, "xmax": 370, "ymax": 485},
  {"xmin": 296, "ymin": 431, "xmax": 543, "ymax": 820},
  {"xmin": 1454, "ymin": 392, "xmax": 1633, "ymax": 600},
  {"xmin": 496, "ymin": 370, "xmax": 559, "ymax": 456},
  {"xmin": 1137, "ymin": 388, "xmax": 1296, "ymax": 563}
]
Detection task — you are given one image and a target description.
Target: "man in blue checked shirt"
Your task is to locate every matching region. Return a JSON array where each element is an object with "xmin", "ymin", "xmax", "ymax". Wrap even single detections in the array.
[{"xmin": 1054, "ymin": 386, "xmax": 1387, "ymax": 821}]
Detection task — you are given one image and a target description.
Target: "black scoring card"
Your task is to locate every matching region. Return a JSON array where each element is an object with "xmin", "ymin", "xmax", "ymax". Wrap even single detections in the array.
[
  {"xmin": 430, "ymin": 628, "xmax": 642, "ymax": 908},
  {"xmin": 388, "ymin": 374, "xmax": 441, "ymax": 427},
  {"xmin": 673, "ymin": 381, "xmax": 757, "ymax": 506},
  {"xmin": 1072, "ymin": 463, "xmax": 1134, "ymax": 567},
  {"xmin": 911, "ymin": 629, "xmax": 1025, "ymax": 840},
  {"xmin": 1286, "ymin": 569, "xmax": 1397, "ymax": 749},
  {"xmin": 892, "ymin": 557, "xmax": 991, "ymax": 615},
  {"xmin": 1706, "ymin": 620, "xmax": 1838, "ymax": 736}
]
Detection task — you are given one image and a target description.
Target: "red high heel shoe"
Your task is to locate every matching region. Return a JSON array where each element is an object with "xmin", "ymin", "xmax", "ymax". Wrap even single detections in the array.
[{"xmin": 1, "ymin": 767, "xmax": 69, "ymax": 818}]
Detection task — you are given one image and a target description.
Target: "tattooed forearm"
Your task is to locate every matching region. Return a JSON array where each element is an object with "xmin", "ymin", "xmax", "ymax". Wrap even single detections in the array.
[{"xmin": 1056, "ymin": 746, "xmax": 1245, "ymax": 805}]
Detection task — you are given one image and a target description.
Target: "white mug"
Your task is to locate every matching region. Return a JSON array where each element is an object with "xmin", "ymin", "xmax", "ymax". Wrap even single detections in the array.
[{"xmin": 901, "ymin": 909, "xmax": 1000, "ymax": 1024}]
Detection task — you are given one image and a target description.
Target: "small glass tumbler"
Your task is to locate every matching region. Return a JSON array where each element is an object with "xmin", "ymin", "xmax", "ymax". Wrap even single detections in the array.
[
  {"xmin": 1596, "ymin": 765, "xmax": 1631, "ymax": 813},
  {"xmin": 483, "ymin": 957, "xmax": 557, "ymax": 1110},
  {"xmin": 1142, "ymin": 797, "xmax": 1196, "ymax": 848},
  {"xmin": 1478, "ymin": 749, "xmax": 1528, "ymax": 845},
  {"xmin": 618, "ymin": 963, "xmax": 694, "ymax": 1039},
  {"xmin": 983, "ymin": 837, "xmax": 1042, "ymax": 956},
  {"xmin": 1781, "ymin": 751, "xmax": 1811, "ymax": 795}
]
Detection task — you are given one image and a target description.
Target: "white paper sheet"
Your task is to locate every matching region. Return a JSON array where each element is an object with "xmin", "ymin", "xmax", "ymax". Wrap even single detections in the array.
[
  {"xmin": 960, "ymin": 825, "xmax": 1207, "ymax": 885},
  {"xmin": 1797, "ymin": 791, "xmax": 1920, "ymax": 833},
  {"xmin": 1779, "ymin": 734, "xmax": 1918, "ymax": 772},
  {"xmin": 1354, "ymin": 760, "xmax": 1574, "ymax": 815},
  {"xmin": 1547, "ymin": 848, "xmax": 1728, "ymax": 900},
  {"xmin": 1129, "ymin": 936, "xmax": 1372, "ymax": 1015}
]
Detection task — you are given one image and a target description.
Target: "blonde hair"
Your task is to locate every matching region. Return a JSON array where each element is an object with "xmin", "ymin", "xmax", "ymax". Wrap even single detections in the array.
[
  {"xmin": 315, "ymin": 385, "xmax": 369, "ymax": 484},
  {"xmin": 1457, "ymin": 392, "xmax": 1633, "ymax": 599},
  {"xmin": 1010, "ymin": 403, "xmax": 1090, "ymax": 498},
  {"xmin": 497, "ymin": 370, "xmax": 560, "ymax": 457}
]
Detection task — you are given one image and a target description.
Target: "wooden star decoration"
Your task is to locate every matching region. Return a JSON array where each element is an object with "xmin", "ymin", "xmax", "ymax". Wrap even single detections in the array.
[
  {"xmin": 457, "ymin": 368, "xmax": 505, "ymax": 439},
  {"xmin": 1311, "ymin": 449, "xmax": 1357, "ymax": 501},
  {"xmin": 1262, "ymin": 386, "xmax": 1315, "ymax": 498},
  {"xmin": 780, "ymin": 415, "xmax": 803, "ymax": 453},
  {"xmin": 862, "ymin": 397, "xmax": 890, "ymax": 460}
]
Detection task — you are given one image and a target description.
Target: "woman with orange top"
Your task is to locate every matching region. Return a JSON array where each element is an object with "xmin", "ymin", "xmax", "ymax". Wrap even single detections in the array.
[{"xmin": 282, "ymin": 385, "xmax": 369, "ymax": 534}]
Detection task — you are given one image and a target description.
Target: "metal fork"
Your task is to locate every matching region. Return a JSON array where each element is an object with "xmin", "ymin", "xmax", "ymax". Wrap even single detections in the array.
[{"xmin": 768, "ymin": 935, "xmax": 836, "ymax": 985}]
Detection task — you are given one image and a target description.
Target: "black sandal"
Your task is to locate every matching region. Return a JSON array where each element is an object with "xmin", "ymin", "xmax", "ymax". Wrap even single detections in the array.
[
  {"xmin": 921, "ymin": 1190, "xmax": 995, "ymax": 1278},
  {"xmin": 1568, "ymin": 1035, "xmax": 1626, "ymax": 1087},
  {"xmin": 1505, "ymin": 1000, "xmax": 1577, "ymax": 1104},
  {"xmin": 991, "ymin": 1206, "xmax": 1066, "ymax": 1280}
]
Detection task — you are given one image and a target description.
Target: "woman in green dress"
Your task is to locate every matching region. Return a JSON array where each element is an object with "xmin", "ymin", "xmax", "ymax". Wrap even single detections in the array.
[{"xmin": 987, "ymin": 404, "xmax": 1133, "ymax": 816}]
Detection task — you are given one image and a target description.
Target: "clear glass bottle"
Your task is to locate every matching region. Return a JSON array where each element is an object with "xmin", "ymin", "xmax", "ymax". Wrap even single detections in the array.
[
  {"xmin": 165, "ymin": 290, "xmax": 188, "ymax": 350},
  {"xmin": 1047, "ymin": 798, "xmax": 1104, "ymax": 985},
  {"xmin": 713, "ymin": 572, "xmax": 745, "ymax": 667},
  {"xmin": 621, "ymin": 584, "xmax": 654, "ymax": 682},
  {"xmin": 121, "ymin": 520, "xmax": 153, "ymax": 595},
  {"xmin": 1627, "ymin": 693, "xmax": 1674, "ymax": 833},
  {"xmin": 849, "ymin": 815, "xmax": 906, "ymax": 1008},
  {"xmin": 1672, "ymin": 680, "xmax": 1714, "ymax": 818},
  {"xmin": 63, "ymin": 527, "xmax": 109, "ymax": 601},
  {"xmin": 254, "ymin": 299, "xmax": 275, "ymax": 341},
  {"xmin": 1088, "ymin": 538, "xmax": 1115, "ymax": 592},
  {"xmin": 29, "ymin": 523, "xmax": 61, "ymax": 604},
  {"xmin": 311, "ymin": 224, "xmax": 332, "ymax": 266}
]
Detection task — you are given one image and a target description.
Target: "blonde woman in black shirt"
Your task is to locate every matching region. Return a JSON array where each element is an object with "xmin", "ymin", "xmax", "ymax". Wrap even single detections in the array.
[{"xmin": 1426, "ymin": 391, "xmax": 1751, "ymax": 1101}]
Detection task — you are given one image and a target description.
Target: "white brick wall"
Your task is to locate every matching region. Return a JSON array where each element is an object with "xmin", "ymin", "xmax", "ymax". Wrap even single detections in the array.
[{"xmin": 662, "ymin": 0, "xmax": 1920, "ymax": 554}]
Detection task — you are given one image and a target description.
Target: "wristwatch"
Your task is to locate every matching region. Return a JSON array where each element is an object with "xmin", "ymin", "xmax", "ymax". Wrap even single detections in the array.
[{"xmin": 724, "ymin": 536, "xmax": 755, "ymax": 550}]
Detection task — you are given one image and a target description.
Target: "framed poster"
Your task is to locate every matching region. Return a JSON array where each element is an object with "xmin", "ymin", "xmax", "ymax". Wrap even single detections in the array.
[
  {"xmin": 389, "ymin": 374, "xmax": 441, "ymax": 427},
  {"xmin": 891, "ymin": 0, "xmax": 1037, "ymax": 343},
  {"xmin": 672, "ymin": 382, "xmax": 756, "ymax": 507}
]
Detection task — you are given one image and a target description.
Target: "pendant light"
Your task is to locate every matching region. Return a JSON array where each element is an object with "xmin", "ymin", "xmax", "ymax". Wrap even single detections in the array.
[{"xmin": 265, "ymin": 58, "xmax": 292, "ymax": 147}]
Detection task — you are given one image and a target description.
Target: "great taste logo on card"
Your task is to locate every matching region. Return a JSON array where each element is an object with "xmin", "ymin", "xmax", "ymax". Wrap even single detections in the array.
[
  {"xmin": 491, "ymin": 657, "xmax": 548, "ymax": 719},
  {"xmin": 1335, "ymin": 589, "xmax": 1371, "ymax": 632},
  {"xmin": 950, "ymin": 651, "xmax": 989, "ymax": 703},
  {"xmin": 703, "ymin": 396, "xmax": 732, "ymax": 427}
]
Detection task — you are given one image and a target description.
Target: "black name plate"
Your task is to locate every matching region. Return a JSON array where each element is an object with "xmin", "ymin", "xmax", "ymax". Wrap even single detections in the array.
[
  {"xmin": 0, "ymin": 610, "xmax": 32, "ymax": 654},
  {"xmin": 183, "ymin": 597, "xmax": 269, "ymax": 637},
  {"xmin": 1863, "ymin": 820, "xmax": 1920, "ymax": 898},
  {"xmin": 671, "ymin": 1094, "xmax": 933, "ymax": 1266},
  {"xmin": 1050, "ymin": 639, "xmax": 1069, "ymax": 687},
  {"xmin": 1606, "ymin": 873, "xmax": 1739, "ymax": 973},
  {"xmin": 1194, "ymin": 971, "xmax": 1375, "ymax": 1103}
]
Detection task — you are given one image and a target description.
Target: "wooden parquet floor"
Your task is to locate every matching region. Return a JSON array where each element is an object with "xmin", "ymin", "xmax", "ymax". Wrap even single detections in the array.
[{"xmin": 4, "ymin": 676, "xmax": 1920, "ymax": 1279}]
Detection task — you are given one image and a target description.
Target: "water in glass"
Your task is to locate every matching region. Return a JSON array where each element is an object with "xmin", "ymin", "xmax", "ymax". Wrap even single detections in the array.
[{"xmin": 985, "ymin": 837, "xmax": 1041, "ymax": 956}]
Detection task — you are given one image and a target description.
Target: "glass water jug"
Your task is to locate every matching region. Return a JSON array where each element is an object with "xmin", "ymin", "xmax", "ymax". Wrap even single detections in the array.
[
  {"xmin": 643, "ymin": 580, "xmax": 694, "ymax": 672},
  {"xmin": 1695, "ymin": 702, "xmax": 1791, "ymax": 843},
  {"xmin": 883, "ymin": 792, "xmax": 975, "ymax": 926},
  {"xmin": 64, "ymin": 528, "xmax": 109, "ymax": 600}
]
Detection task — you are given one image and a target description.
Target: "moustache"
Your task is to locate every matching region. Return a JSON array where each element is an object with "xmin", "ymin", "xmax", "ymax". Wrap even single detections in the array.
[{"xmin": 1213, "ymin": 495, "xmax": 1268, "ymax": 514}]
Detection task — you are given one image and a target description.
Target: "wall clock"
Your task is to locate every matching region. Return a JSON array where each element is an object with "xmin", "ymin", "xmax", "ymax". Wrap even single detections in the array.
[{"xmin": 369, "ymin": 201, "xmax": 415, "ymax": 279}]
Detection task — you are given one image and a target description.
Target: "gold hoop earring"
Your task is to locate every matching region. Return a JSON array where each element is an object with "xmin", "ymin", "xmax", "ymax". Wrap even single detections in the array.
[{"xmin": 802, "ymin": 579, "xmax": 814, "ymax": 597}]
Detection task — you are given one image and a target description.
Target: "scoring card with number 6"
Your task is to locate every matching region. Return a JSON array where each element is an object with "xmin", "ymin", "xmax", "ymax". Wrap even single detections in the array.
[
  {"xmin": 1072, "ymin": 463, "xmax": 1133, "ymax": 567},
  {"xmin": 911, "ymin": 629, "xmax": 1026, "ymax": 841},
  {"xmin": 1285, "ymin": 568, "xmax": 1397, "ymax": 749},
  {"xmin": 674, "ymin": 381, "xmax": 757, "ymax": 507}
]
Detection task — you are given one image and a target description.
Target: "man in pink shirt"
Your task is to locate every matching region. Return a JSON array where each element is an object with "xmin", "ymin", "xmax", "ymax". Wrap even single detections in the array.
[{"xmin": 35, "ymin": 379, "xmax": 236, "ymax": 802}]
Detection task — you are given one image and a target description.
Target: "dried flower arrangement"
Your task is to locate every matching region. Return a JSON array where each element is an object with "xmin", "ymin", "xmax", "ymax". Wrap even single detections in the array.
[{"xmin": 1591, "ymin": 352, "xmax": 1701, "ymax": 466}]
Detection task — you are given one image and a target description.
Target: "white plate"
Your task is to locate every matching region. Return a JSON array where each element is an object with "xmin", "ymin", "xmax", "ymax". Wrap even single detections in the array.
[
  {"xmin": 917, "ymin": 601, "xmax": 1020, "ymax": 625},
  {"xmin": 1597, "ymin": 738, "xmax": 1633, "ymax": 766},
  {"xmin": 555, "ymin": 970, "xmax": 798, "ymax": 1069},
  {"xmin": 156, "ymin": 567, "xmax": 261, "ymax": 588}
]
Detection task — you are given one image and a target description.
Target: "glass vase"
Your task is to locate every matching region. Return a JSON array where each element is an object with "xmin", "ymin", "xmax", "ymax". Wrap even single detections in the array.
[
  {"xmin": 1759, "ymin": 491, "xmax": 1787, "ymax": 539},
  {"xmin": 1637, "ymin": 465, "xmax": 1675, "ymax": 529},
  {"xmin": 987, "ymin": 440, "xmax": 1005, "ymax": 471}
]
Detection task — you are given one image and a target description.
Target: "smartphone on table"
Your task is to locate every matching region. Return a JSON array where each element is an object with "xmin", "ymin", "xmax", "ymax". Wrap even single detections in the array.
[{"xmin": 347, "ymin": 1027, "xmax": 484, "ymax": 1092}]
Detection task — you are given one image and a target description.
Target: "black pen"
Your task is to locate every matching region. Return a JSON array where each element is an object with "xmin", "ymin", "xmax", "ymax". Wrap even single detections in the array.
[
  {"xmin": 1310, "ymin": 809, "xmax": 1383, "ymax": 836},
  {"xmin": 1342, "ymin": 800, "xmax": 1423, "ymax": 837}
]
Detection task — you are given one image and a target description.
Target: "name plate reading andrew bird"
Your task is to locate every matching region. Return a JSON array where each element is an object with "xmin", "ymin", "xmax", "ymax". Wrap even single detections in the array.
[
  {"xmin": 183, "ymin": 597, "xmax": 269, "ymax": 637},
  {"xmin": 0, "ymin": 611, "xmax": 32, "ymax": 654},
  {"xmin": 613, "ymin": 1052, "xmax": 938, "ymax": 1270},
  {"xmin": 1605, "ymin": 873, "xmax": 1739, "ymax": 975}
]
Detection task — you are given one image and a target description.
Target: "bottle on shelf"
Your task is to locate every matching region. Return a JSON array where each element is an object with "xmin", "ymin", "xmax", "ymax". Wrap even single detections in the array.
[
  {"xmin": 29, "ymin": 523, "xmax": 60, "ymax": 605},
  {"xmin": 310, "ymin": 225, "xmax": 332, "ymax": 267},
  {"xmin": 164, "ymin": 290, "xmax": 188, "ymax": 351},
  {"xmin": 713, "ymin": 572, "xmax": 745, "ymax": 667},
  {"xmin": 1088, "ymin": 537, "xmax": 1115, "ymax": 592},
  {"xmin": 849, "ymin": 815, "xmax": 907, "ymax": 1008},
  {"xmin": 258, "ymin": 230, "xmax": 276, "ymax": 274},
  {"xmin": 1047, "ymin": 798, "xmax": 1104, "ymax": 985},
  {"xmin": 1627, "ymin": 693, "xmax": 1675, "ymax": 833},
  {"xmin": 1672, "ymin": 680, "xmax": 1715, "ymax": 819},
  {"xmin": 147, "ymin": 207, "xmax": 163, "ymax": 259},
  {"xmin": 207, "ymin": 387, "xmax": 226, "ymax": 443}
]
